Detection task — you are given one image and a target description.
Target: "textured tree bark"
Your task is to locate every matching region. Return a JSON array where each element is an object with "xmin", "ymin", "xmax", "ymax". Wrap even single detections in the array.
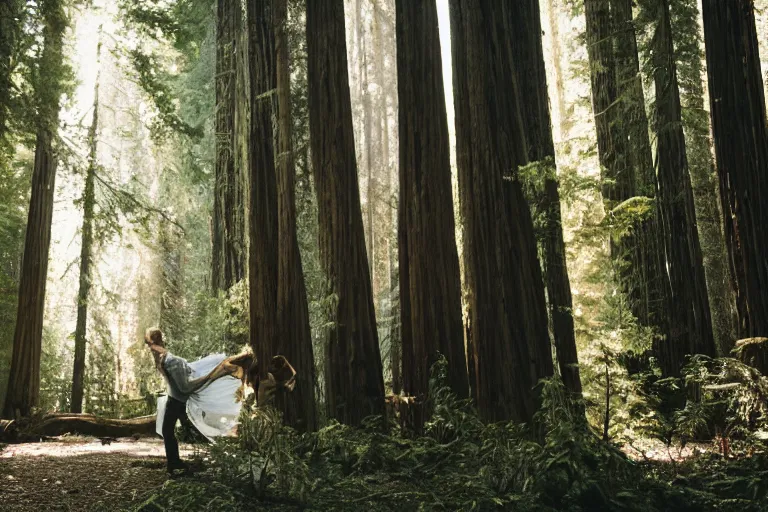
[
  {"xmin": 396, "ymin": 0, "xmax": 468, "ymax": 413},
  {"xmin": 306, "ymin": 0, "xmax": 385, "ymax": 426},
  {"xmin": 273, "ymin": 0, "xmax": 317, "ymax": 432},
  {"xmin": 585, "ymin": 0, "xmax": 632, "ymax": 206},
  {"xmin": 585, "ymin": 0, "xmax": 668, "ymax": 336},
  {"xmin": 612, "ymin": 0, "xmax": 670, "ymax": 335},
  {"xmin": 611, "ymin": 0, "xmax": 654, "ymax": 196},
  {"xmin": 702, "ymin": 0, "xmax": 768, "ymax": 340},
  {"xmin": 449, "ymin": 0, "xmax": 554, "ymax": 423},
  {"xmin": 71, "ymin": 38, "xmax": 102, "ymax": 413},
  {"xmin": 509, "ymin": 0, "xmax": 582, "ymax": 398},
  {"xmin": 212, "ymin": 0, "xmax": 245, "ymax": 293},
  {"xmin": 671, "ymin": 0, "xmax": 737, "ymax": 355},
  {"xmin": 650, "ymin": 0, "xmax": 716, "ymax": 375},
  {"xmin": 3, "ymin": 0, "xmax": 66, "ymax": 419},
  {"xmin": 246, "ymin": 0, "xmax": 279, "ymax": 400}
]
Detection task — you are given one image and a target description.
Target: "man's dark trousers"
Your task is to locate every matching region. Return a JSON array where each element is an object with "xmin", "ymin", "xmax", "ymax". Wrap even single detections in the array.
[{"xmin": 162, "ymin": 396, "xmax": 190, "ymax": 470}]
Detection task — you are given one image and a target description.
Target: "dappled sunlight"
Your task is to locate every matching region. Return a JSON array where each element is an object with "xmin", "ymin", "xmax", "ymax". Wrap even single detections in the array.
[{"xmin": 0, "ymin": 438, "xmax": 197, "ymax": 459}]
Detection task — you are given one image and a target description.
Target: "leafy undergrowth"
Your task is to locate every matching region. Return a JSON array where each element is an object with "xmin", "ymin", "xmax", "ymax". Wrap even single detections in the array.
[{"xmin": 133, "ymin": 362, "xmax": 768, "ymax": 512}]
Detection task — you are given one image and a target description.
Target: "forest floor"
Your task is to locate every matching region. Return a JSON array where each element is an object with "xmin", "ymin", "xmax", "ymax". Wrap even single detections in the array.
[
  {"xmin": 0, "ymin": 436, "xmax": 753, "ymax": 511},
  {"xmin": 0, "ymin": 437, "xmax": 203, "ymax": 511}
]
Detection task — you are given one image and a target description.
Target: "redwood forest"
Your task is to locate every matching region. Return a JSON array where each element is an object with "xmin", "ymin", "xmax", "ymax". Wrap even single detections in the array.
[{"xmin": 1, "ymin": 0, "xmax": 768, "ymax": 510}]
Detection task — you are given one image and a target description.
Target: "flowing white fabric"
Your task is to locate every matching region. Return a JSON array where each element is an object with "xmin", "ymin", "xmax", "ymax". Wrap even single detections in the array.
[{"xmin": 155, "ymin": 353, "xmax": 242, "ymax": 441}]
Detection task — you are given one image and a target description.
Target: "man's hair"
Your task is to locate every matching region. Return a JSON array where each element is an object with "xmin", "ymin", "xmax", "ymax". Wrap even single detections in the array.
[{"xmin": 145, "ymin": 327, "xmax": 164, "ymax": 346}]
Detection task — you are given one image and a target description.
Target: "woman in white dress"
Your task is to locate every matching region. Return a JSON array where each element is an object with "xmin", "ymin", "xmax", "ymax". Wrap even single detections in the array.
[{"xmin": 144, "ymin": 328, "xmax": 296, "ymax": 475}]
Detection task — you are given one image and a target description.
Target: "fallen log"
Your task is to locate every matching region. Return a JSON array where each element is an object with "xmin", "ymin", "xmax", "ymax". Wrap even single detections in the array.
[
  {"xmin": 26, "ymin": 413, "xmax": 157, "ymax": 439},
  {"xmin": 733, "ymin": 338, "xmax": 768, "ymax": 376}
]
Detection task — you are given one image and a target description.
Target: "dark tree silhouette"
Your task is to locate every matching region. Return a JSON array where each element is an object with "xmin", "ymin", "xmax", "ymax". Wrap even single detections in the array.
[
  {"xmin": 274, "ymin": 0, "xmax": 316, "ymax": 431},
  {"xmin": 306, "ymin": 0, "xmax": 384, "ymax": 426},
  {"xmin": 702, "ymin": 0, "xmax": 768, "ymax": 340},
  {"xmin": 449, "ymin": 0, "xmax": 553, "ymax": 423},
  {"xmin": 396, "ymin": 0, "xmax": 468, "ymax": 413}
]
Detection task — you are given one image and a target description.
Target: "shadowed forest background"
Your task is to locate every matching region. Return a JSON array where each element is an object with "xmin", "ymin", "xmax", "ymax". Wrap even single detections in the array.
[{"xmin": 1, "ymin": 0, "xmax": 768, "ymax": 510}]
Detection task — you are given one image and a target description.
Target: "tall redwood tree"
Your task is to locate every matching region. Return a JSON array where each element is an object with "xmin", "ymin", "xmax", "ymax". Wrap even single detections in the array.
[
  {"xmin": 509, "ymin": 0, "xmax": 582, "ymax": 397},
  {"xmin": 306, "ymin": 0, "xmax": 384, "ymax": 425},
  {"xmin": 273, "ymin": 0, "xmax": 316, "ymax": 431},
  {"xmin": 701, "ymin": 0, "xmax": 768, "ymax": 340},
  {"xmin": 3, "ymin": 0, "xmax": 67, "ymax": 419},
  {"xmin": 212, "ymin": 0, "xmax": 245, "ymax": 292},
  {"xmin": 449, "ymin": 0, "xmax": 554, "ymax": 423},
  {"xmin": 396, "ymin": 0, "xmax": 468, "ymax": 407},
  {"xmin": 650, "ymin": 0, "xmax": 716, "ymax": 374}
]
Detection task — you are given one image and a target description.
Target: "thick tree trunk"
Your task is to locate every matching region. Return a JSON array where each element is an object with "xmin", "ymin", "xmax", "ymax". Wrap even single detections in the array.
[
  {"xmin": 585, "ymin": 0, "xmax": 632, "ymax": 204},
  {"xmin": 71, "ymin": 39, "xmax": 102, "ymax": 413},
  {"xmin": 2, "ymin": 1, "xmax": 66, "ymax": 419},
  {"xmin": 509, "ymin": 0, "xmax": 582, "ymax": 398},
  {"xmin": 396, "ymin": 0, "xmax": 468, "ymax": 412},
  {"xmin": 449, "ymin": 0, "xmax": 554, "ymax": 423},
  {"xmin": 650, "ymin": 0, "xmax": 716, "ymax": 375},
  {"xmin": 212, "ymin": 0, "xmax": 245, "ymax": 293},
  {"xmin": 670, "ymin": 0, "xmax": 737, "ymax": 355},
  {"xmin": 274, "ymin": 0, "xmax": 317, "ymax": 432},
  {"xmin": 306, "ymin": 0, "xmax": 385, "ymax": 426},
  {"xmin": 702, "ymin": 0, "xmax": 768, "ymax": 340},
  {"xmin": 246, "ymin": 0, "xmax": 279, "ymax": 395}
]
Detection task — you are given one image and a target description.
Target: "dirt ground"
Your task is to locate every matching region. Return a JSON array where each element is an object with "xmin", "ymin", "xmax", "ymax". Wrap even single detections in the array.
[{"xmin": 0, "ymin": 438, "xmax": 202, "ymax": 511}]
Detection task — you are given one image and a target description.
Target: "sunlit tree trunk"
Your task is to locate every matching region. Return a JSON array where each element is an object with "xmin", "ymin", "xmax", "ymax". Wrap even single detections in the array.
[
  {"xmin": 701, "ymin": 0, "xmax": 768, "ymax": 340},
  {"xmin": 159, "ymin": 222, "xmax": 183, "ymax": 341},
  {"xmin": 650, "ymin": 0, "xmax": 716, "ymax": 375},
  {"xmin": 449, "ymin": 0, "xmax": 553, "ymax": 423},
  {"xmin": 545, "ymin": 0, "xmax": 569, "ymax": 141},
  {"xmin": 212, "ymin": 0, "xmax": 245, "ymax": 292},
  {"xmin": 306, "ymin": 0, "xmax": 385, "ymax": 425},
  {"xmin": 3, "ymin": 0, "xmax": 66, "ymax": 419},
  {"xmin": 372, "ymin": 1, "xmax": 399, "ymax": 393},
  {"xmin": 670, "ymin": 0, "xmax": 737, "ymax": 355},
  {"xmin": 509, "ymin": 0, "xmax": 582, "ymax": 398},
  {"xmin": 274, "ymin": 0, "xmax": 316, "ymax": 432},
  {"xmin": 71, "ymin": 37, "xmax": 102, "ymax": 413},
  {"xmin": 396, "ymin": 0, "xmax": 468, "ymax": 412}
]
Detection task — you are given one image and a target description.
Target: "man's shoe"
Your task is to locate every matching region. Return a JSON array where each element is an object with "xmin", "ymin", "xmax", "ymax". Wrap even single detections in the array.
[{"xmin": 167, "ymin": 460, "xmax": 189, "ymax": 477}]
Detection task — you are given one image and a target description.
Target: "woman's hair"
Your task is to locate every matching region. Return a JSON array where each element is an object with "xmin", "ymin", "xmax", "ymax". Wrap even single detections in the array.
[{"xmin": 145, "ymin": 327, "xmax": 164, "ymax": 346}]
